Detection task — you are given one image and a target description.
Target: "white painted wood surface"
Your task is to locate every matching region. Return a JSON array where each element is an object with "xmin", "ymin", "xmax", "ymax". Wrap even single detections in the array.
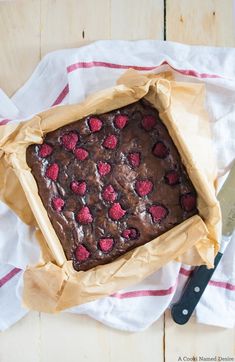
[
  {"xmin": 166, "ymin": 0, "xmax": 235, "ymax": 47},
  {"xmin": 165, "ymin": 311, "xmax": 235, "ymax": 361},
  {"xmin": 0, "ymin": 1, "xmax": 234, "ymax": 361},
  {"xmin": 0, "ymin": 313, "xmax": 164, "ymax": 362}
]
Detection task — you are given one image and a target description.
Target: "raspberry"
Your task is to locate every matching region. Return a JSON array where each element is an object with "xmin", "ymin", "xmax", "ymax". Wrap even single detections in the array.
[
  {"xmin": 128, "ymin": 152, "xmax": 141, "ymax": 168},
  {"xmin": 71, "ymin": 181, "xmax": 87, "ymax": 196},
  {"xmin": 149, "ymin": 205, "xmax": 168, "ymax": 222},
  {"xmin": 142, "ymin": 115, "xmax": 156, "ymax": 131},
  {"xmin": 45, "ymin": 163, "xmax": 59, "ymax": 181},
  {"xmin": 74, "ymin": 147, "xmax": 89, "ymax": 161},
  {"xmin": 76, "ymin": 206, "xmax": 93, "ymax": 224},
  {"xmin": 89, "ymin": 117, "xmax": 102, "ymax": 132},
  {"xmin": 103, "ymin": 135, "xmax": 118, "ymax": 150},
  {"xmin": 135, "ymin": 180, "xmax": 153, "ymax": 197},
  {"xmin": 98, "ymin": 238, "xmax": 114, "ymax": 252},
  {"xmin": 102, "ymin": 185, "xmax": 117, "ymax": 203},
  {"xmin": 108, "ymin": 202, "xmax": 126, "ymax": 221},
  {"xmin": 165, "ymin": 170, "xmax": 180, "ymax": 185},
  {"xmin": 97, "ymin": 161, "xmax": 111, "ymax": 176},
  {"xmin": 61, "ymin": 132, "xmax": 79, "ymax": 150},
  {"xmin": 180, "ymin": 193, "xmax": 196, "ymax": 212},
  {"xmin": 75, "ymin": 244, "xmax": 90, "ymax": 261},
  {"xmin": 122, "ymin": 228, "xmax": 138, "ymax": 240},
  {"xmin": 39, "ymin": 143, "xmax": 53, "ymax": 158},
  {"xmin": 52, "ymin": 197, "xmax": 64, "ymax": 212},
  {"xmin": 114, "ymin": 114, "xmax": 128, "ymax": 129},
  {"xmin": 153, "ymin": 142, "xmax": 169, "ymax": 159}
]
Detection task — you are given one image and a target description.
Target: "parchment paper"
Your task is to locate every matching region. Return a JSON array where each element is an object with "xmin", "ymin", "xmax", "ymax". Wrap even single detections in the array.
[{"xmin": 0, "ymin": 70, "xmax": 221, "ymax": 312}]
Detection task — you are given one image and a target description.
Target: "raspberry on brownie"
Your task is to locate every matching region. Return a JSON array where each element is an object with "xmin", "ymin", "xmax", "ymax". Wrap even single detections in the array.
[
  {"xmin": 98, "ymin": 238, "xmax": 114, "ymax": 252},
  {"xmin": 26, "ymin": 99, "xmax": 198, "ymax": 271},
  {"xmin": 76, "ymin": 206, "xmax": 93, "ymax": 224},
  {"xmin": 165, "ymin": 170, "xmax": 180, "ymax": 186},
  {"xmin": 74, "ymin": 147, "xmax": 89, "ymax": 161},
  {"xmin": 71, "ymin": 181, "xmax": 87, "ymax": 196},
  {"xmin": 75, "ymin": 244, "xmax": 90, "ymax": 261},
  {"xmin": 89, "ymin": 117, "xmax": 102, "ymax": 132},
  {"xmin": 102, "ymin": 185, "xmax": 117, "ymax": 203},
  {"xmin": 39, "ymin": 143, "xmax": 53, "ymax": 158},
  {"xmin": 108, "ymin": 203, "xmax": 126, "ymax": 221},
  {"xmin": 52, "ymin": 197, "xmax": 64, "ymax": 212},
  {"xmin": 153, "ymin": 141, "xmax": 169, "ymax": 159},
  {"xmin": 45, "ymin": 163, "xmax": 59, "ymax": 181},
  {"xmin": 61, "ymin": 132, "xmax": 79, "ymax": 150},
  {"xmin": 180, "ymin": 193, "xmax": 197, "ymax": 212},
  {"xmin": 114, "ymin": 114, "xmax": 128, "ymax": 129},
  {"xmin": 135, "ymin": 180, "xmax": 153, "ymax": 197},
  {"xmin": 128, "ymin": 152, "xmax": 141, "ymax": 168},
  {"xmin": 122, "ymin": 228, "xmax": 139, "ymax": 240},
  {"xmin": 142, "ymin": 115, "xmax": 156, "ymax": 131},
  {"xmin": 149, "ymin": 205, "xmax": 168, "ymax": 223},
  {"xmin": 103, "ymin": 135, "xmax": 118, "ymax": 150},
  {"xmin": 97, "ymin": 161, "xmax": 111, "ymax": 176}
]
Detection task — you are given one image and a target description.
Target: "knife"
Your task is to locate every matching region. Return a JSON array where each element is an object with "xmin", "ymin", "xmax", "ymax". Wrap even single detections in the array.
[{"xmin": 171, "ymin": 162, "xmax": 235, "ymax": 325}]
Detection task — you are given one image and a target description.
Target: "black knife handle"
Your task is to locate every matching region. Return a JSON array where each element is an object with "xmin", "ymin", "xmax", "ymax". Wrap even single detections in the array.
[{"xmin": 171, "ymin": 252, "xmax": 223, "ymax": 325}]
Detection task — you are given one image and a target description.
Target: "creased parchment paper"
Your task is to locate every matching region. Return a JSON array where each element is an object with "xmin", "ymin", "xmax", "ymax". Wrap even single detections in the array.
[{"xmin": 0, "ymin": 70, "xmax": 221, "ymax": 312}]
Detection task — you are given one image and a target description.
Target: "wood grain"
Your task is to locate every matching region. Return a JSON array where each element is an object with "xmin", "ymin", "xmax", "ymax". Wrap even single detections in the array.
[
  {"xmin": 164, "ymin": 310, "xmax": 235, "ymax": 361},
  {"xmin": 0, "ymin": 312, "xmax": 164, "ymax": 362},
  {"xmin": 0, "ymin": 1, "xmax": 235, "ymax": 361},
  {"xmin": 0, "ymin": 313, "xmax": 40, "ymax": 362},
  {"xmin": 40, "ymin": 0, "xmax": 110, "ymax": 56},
  {"xmin": 166, "ymin": 0, "xmax": 235, "ymax": 46},
  {"xmin": 165, "ymin": 2, "xmax": 235, "ymax": 356},
  {"xmin": 0, "ymin": 0, "xmax": 164, "ymax": 96},
  {"xmin": 0, "ymin": 0, "xmax": 40, "ymax": 96},
  {"xmin": 40, "ymin": 313, "xmax": 164, "ymax": 362},
  {"xmin": 110, "ymin": 0, "xmax": 163, "ymax": 39}
]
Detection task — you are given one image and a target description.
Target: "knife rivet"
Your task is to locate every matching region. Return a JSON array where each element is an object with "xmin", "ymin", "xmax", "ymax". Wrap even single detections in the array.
[
  {"xmin": 194, "ymin": 286, "xmax": 200, "ymax": 293},
  {"xmin": 182, "ymin": 309, "xmax": 188, "ymax": 315}
]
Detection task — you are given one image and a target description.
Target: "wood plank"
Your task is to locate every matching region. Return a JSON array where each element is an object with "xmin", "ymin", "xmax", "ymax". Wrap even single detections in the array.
[
  {"xmin": 0, "ymin": 0, "xmax": 40, "ymax": 97},
  {"xmin": 111, "ymin": 0, "xmax": 164, "ymax": 39},
  {"xmin": 165, "ymin": 310, "xmax": 235, "ymax": 361},
  {"xmin": 166, "ymin": 0, "xmax": 235, "ymax": 46},
  {"xmin": 40, "ymin": 0, "xmax": 110, "ymax": 56},
  {"xmin": 0, "ymin": 313, "xmax": 40, "ymax": 362},
  {"xmin": 166, "ymin": 1, "xmax": 235, "ymax": 358},
  {"xmin": 0, "ymin": 0, "xmax": 164, "ymax": 96},
  {"xmin": 0, "ymin": 2, "xmax": 234, "ymax": 362},
  {"xmin": 40, "ymin": 313, "xmax": 164, "ymax": 362}
]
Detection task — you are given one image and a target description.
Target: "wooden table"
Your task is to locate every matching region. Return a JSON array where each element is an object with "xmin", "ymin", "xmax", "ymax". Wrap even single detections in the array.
[{"xmin": 0, "ymin": 1, "xmax": 234, "ymax": 361}]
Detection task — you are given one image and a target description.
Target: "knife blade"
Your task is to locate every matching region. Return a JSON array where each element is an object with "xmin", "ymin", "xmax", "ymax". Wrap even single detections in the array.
[{"xmin": 171, "ymin": 162, "xmax": 235, "ymax": 325}]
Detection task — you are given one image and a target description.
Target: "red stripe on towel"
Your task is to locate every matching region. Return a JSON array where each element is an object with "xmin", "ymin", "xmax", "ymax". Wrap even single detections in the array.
[
  {"xmin": 110, "ymin": 285, "xmax": 176, "ymax": 299},
  {"xmin": 67, "ymin": 60, "xmax": 222, "ymax": 79},
  {"xmin": 0, "ymin": 119, "xmax": 11, "ymax": 125},
  {"xmin": 179, "ymin": 267, "xmax": 193, "ymax": 277},
  {"xmin": 209, "ymin": 280, "xmax": 235, "ymax": 291},
  {"xmin": 52, "ymin": 84, "xmax": 69, "ymax": 106},
  {"xmin": 0, "ymin": 268, "xmax": 21, "ymax": 288}
]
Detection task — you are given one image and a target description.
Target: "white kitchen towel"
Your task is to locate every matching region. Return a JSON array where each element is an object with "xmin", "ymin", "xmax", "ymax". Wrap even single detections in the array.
[{"xmin": 0, "ymin": 40, "xmax": 235, "ymax": 332}]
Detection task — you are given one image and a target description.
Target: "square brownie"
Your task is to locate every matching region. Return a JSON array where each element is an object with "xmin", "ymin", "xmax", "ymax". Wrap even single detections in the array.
[{"xmin": 26, "ymin": 99, "xmax": 198, "ymax": 271}]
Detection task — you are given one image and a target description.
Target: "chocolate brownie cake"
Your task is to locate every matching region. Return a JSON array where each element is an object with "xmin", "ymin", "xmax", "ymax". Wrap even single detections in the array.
[{"xmin": 26, "ymin": 99, "xmax": 198, "ymax": 271}]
